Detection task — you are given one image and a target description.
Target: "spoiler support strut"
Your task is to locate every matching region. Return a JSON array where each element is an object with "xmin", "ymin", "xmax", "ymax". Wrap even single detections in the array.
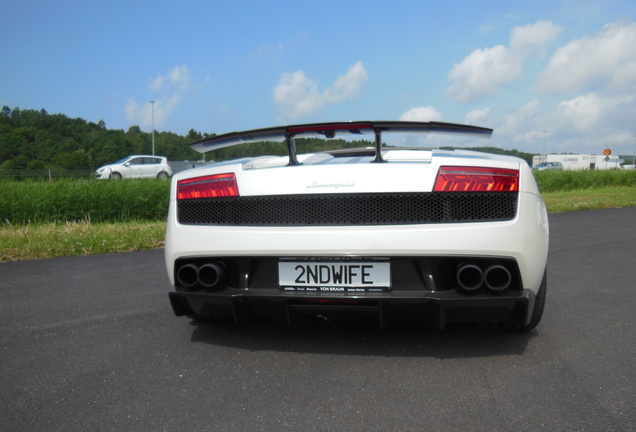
[
  {"xmin": 373, "ymin": 128, "xmax": 386, "ymax": 163},
  {"xmin": 285, "ymin": 133, "xmax": 301, "ymax": 166}
]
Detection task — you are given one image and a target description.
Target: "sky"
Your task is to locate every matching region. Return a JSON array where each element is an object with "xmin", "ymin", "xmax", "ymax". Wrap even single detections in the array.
[{"xmin": 1, "ymin": 0, "xmax": 636, "ymax": 156}]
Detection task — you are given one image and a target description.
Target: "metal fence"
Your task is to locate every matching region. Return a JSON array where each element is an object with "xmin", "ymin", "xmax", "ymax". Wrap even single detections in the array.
[
  {"xmin": 0, "ymin": 169, "xmax": 95, "ymax": 180},
  {"xmin": 0, "ymin": 161, "xmax": 215, "ymax": 180}
]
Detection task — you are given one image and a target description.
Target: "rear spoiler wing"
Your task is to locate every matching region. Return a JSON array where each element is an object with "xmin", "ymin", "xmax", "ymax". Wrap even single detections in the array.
[{"xmin": 190, "ymin": 121, "xmax": 492, "ymax": 165}]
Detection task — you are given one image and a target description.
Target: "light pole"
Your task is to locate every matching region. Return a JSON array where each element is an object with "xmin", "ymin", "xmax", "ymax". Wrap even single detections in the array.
[
  {"xmin": 150, "ymin": 100, "xmax": 155, "ymax": 156},
  {"xmin": 633, "ymin": 134, "xmax": 635, "ymax": 166},
  {"xmin": 542, "ymin": 130, "xmax": 547, "ymax": 155}
]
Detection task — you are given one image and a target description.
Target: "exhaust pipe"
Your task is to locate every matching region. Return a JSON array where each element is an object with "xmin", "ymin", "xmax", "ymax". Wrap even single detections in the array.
[
  {"xmin": 456, "ymin": 263, "xmax": 483, "ymax": 291},
  {"xmin": 198, "ymin": 262, "xmax": 226, "ymax": 288},
  {"xmin": 176, "ymin": 263, "xmax": 199, "ymax": 288},
  {"xmin": 484, "ymin": 265, "xmax": 512, "ymax": 291}
]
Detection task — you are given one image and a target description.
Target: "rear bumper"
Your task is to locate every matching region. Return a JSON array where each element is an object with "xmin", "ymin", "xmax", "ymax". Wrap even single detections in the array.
[
  {"xmin": 165, "ymin": 192, "xmax": 549, "ymax": 295},
  {"xmin": 169, "ymin": 288, "xmax": 535, "ymax": 329}
]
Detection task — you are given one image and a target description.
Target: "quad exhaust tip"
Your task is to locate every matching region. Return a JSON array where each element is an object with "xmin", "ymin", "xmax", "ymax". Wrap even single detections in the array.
[
  {"xmin": 176, "ymin": 261, "xmax": 226, "ymax": 289},
  {"xmin": 484, "ymin": 264, "xmax": 512, "ymax": 291},
  {"xmin": 176, "ymin": 263, "xmax": 199, "ymax": 288},
  {"xmin": 456, "ymin": 262, "xmax": 512, "ymax": 292},
  {"xmin": 198, "ymin": 262, "xmax": 226, "ymax": 288},
  {"xmin": 456, "ymin": 263, "xmax": 484, "ymax": 291}
]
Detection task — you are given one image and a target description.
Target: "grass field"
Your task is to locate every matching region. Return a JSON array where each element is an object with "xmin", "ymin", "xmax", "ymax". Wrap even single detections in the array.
[
  {"xmin": 0, "ymin": 178, "xmax": 170, "ymax": 225},
  {"xmin": 0, "ymin": 220, "xmax": 166, "ymax": 262},
  {"xmin": 1, "ymin": 171, "xmax": 635, "ymax": 262}
]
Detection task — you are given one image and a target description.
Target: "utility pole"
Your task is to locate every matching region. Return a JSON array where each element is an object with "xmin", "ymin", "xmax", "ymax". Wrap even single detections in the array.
[
  {"xmin": 150, "ymin": 100, "xmax": 155, "ymax": 156},
  {"xmin": 542, "ymin": 130, "xmax": 547, "ymax": 155}
]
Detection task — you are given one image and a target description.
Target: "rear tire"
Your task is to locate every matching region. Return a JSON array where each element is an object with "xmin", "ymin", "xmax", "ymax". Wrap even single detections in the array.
[{"xmin": 157, "ymin": 171, "xmax": 169, "ymax": 180}]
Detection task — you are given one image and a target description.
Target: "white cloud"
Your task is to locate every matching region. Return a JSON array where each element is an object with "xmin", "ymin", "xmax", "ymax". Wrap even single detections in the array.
[
  {"xmin": 497, "ymin": 99, "xmax": 542, "ymax": 143},
  {"xmin": 487, "ymin": 90, "xmax": 636, "ymax": 154},
  {"xmin": 536, "ymin": 22, "xmax": 636, "ymax": 93},
  {"xmin": 611, "ymin": 60, "xmax": 636, "ymax": 88},
  {"xmin": 447, "ymin": 45, "xmax": 519, "ymax": 103},
  {"xmin": 465, "ymin": 107, "xmax": 491, "ymax": 125},
  {"xmin": 273, "ymin": 61, "xmax": 368, "ymax": 119},
  {"xmin": 557, "ymin": 94, "xmax": 604, "ymax": 131},
  {"xmin": 149, "ymin": 65, "xmax": 190, "ymax": 91},
  {"xmin": 125, "ymin": 65, "xmax": 193, "ymax": 129},
  {"xmin": 399, "ymin": 106, "xmax": 442, "ymax": 122},
  {"xmin": 555, "ymin": 93, "xmax": 634, "ymax": 131},
  {"xmin": 510, "ymin": 21, "xmax": 563, "ymax": 54},
  {"xmin": 447, "ymin": 21, "xmax": 562, "ymax": 102},
  {"xmin": 476, "ymin": 21, "xmax": 636, "ymax": 155},
  {"xmin": 272, "ymin": 71, "xmax": 320, "ymax": 118}
]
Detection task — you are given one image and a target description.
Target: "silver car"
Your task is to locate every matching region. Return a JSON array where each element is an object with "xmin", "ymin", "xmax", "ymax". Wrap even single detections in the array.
[{"xmin": 95, "ymin": 155, "xmax": 172, "ymax": 179}]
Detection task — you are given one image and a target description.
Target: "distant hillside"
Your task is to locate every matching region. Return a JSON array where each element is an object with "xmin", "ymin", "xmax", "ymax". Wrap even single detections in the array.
[
  {"xmin": 0, "ymin": 106, "xmax": 203, "ymax": 170},
  {"xmin": 1, "ymin": 106, "xmax": 537, "ymax": 170}
]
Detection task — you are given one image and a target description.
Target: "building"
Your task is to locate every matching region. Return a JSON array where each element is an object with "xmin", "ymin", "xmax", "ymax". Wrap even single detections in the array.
[{"xmin": 532, "ymin": 154, "xmax": 625, "ymax": 170}]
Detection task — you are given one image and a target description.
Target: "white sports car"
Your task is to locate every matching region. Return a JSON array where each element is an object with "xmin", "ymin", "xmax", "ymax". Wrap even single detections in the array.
[{"xmin": 165, "ymin": 121, "xmax": 549, "ymax": 330}]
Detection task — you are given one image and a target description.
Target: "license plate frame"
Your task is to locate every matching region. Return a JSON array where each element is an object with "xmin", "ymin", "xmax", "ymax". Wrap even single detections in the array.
[{"xmin": 278, "ymin": 259, "xmax": 391, "ymax": 292}]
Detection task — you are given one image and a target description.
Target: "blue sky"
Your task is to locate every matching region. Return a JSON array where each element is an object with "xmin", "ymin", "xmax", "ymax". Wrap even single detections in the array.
[{"xmin": 2, "ymin": 0, "xmax": 636, "ymax": 155}]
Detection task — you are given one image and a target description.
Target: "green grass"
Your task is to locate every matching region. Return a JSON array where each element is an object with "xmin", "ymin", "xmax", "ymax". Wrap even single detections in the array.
[
  {"xmin": 0, "ymin": 220, "xmax": 166, "ymax": 262},
  {"xmin": 0, "ymin": 178, "xmax": 170, "ymax": 224},
  {"xmin": 541, "ymin": 187, "xmax": 636, "ymax": 213},
  {"xmin": 533, "ymin": 169, "xmax": 636, "ymax": 192},
  {"xmin": 534, "ymin": 170, "xmax": 636, "ymax": 212},
  {"xmin": 0, "ymin": 178, "xmax": 170, "ymax": 261}
]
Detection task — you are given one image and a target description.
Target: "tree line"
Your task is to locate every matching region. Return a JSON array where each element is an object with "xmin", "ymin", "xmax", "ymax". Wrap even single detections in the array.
[
  {"xmin": 0, "ymin": 107, "xmax": 205, "ymax": 171},
  {"xmin": 0, "ymin": 106, "xmax": 537, "ymax": 171}
]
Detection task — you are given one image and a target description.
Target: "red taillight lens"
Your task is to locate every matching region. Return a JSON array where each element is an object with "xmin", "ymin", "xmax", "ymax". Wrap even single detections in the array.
[
  {"xmin": 177, "ymin": 173, "xmax": 239, "ymax": 200},
  {"xmin": 433, "ymin": 167, "xmax": 519, "ymax": 192}
]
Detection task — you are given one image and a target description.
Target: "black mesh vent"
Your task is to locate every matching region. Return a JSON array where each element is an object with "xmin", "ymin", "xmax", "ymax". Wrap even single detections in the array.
[{"xmin": 177, "ymin": 192, "xmax": 518, "ymax": 226}]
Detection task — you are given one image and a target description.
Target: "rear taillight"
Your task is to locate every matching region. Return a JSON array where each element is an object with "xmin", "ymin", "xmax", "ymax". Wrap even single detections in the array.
[
  {"xmin": 433, "ymin": 167, "xmax": 519, "ymax": 192},
  {"xmin": 177, "ymin": 173, "xmax": 239, "ymax": 200}
]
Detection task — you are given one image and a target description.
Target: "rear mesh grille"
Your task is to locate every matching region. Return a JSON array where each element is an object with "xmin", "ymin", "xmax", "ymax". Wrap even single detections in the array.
[{"xmin": 177, "ymin": 192, "xmax": 518, "ymax": 226}]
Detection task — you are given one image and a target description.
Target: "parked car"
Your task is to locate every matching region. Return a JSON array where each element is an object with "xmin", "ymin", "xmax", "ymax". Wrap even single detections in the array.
[
  {"xmin": 95, "ymin": 155, "xmax": 172, "ymax": 179},
  {"xmin": 165, "ymin": 121, "xmax": 549, "ymax": 331},
  {"xmin": 532, "ymin": 162, "xmax": 563, "ymax": 171}
]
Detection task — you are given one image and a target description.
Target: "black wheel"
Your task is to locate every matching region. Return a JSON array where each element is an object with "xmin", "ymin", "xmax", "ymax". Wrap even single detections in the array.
[
  {"xmin": 157, "ymin": 171, "xmax": 169, "ymax": 180},
  {"xmin": 110, "ymin": 172, "xmax": 122, "ymax": 180}
]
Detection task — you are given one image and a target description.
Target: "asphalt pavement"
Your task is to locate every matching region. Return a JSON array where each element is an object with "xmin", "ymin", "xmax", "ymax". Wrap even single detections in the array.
[{"xmin": 1, "ymin": 207, "xmax": 635, "ymax": 432}]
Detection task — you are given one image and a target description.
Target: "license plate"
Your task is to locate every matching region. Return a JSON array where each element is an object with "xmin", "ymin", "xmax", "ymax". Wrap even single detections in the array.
[{"xmin": 278, "ymin": 260, "xmax": 391, "ymax": 292}]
